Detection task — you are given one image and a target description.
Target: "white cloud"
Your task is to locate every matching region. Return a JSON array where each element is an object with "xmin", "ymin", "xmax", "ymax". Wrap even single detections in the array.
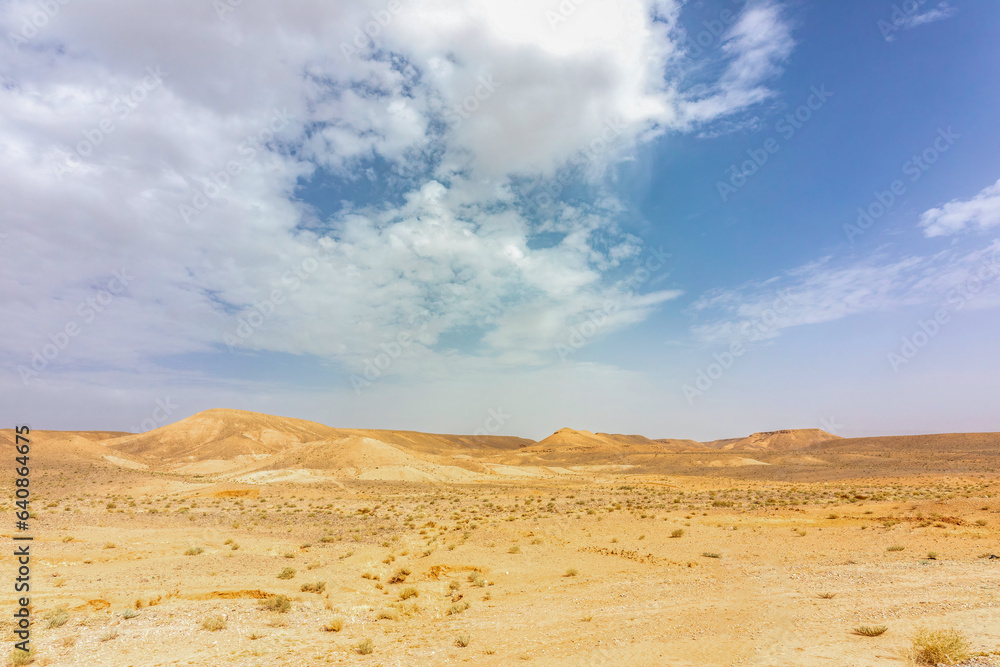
[
  {"xmin": 882, "ymin": 2, "xmax": 957, "ymax": 42},
  {"xmin": 900, "ymin": 2, "xmax": 957, "ymax": 29},
  {"xmin": 692, "ymin": 240, "xmax": 1000, "ymax": 345},
  {"xmin": 0, "ymin": 0, "xmax": 791, "ymax": 389},
  {"xmin": 676, "ymin": 1, "xmax": 794, "ymax": 126},
  {"xmin": 920, "ymin": 178, "xmax": 1000, "ymax": 237}
]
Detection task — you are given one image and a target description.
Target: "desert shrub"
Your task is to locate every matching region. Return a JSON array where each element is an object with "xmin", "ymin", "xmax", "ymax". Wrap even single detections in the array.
[
  {"xmin": 300, "ymin": 581, "xmax": 326, "ymax": 593},
  {"xmin": 355, "ymin": 638, "xmax": 374, "ymax": 655},
  {"xmin": 564, "ymin": 568, "xmax": 578, "ymax": 577},
  {"xmin": 11, "ymin": 648, "xmax": 34, "ymax": 666},
  {"xmin": 508, "ymin": 545, "xmax": 520, "ymax": 554},
  {"xmin": 277, "ymin": 567, "xmax": 296, "ymax": 579},
  {"xmin": 388, "ymin": 567, "xmax": 411, "ymax": 584},
  {"xmin": 201, "ymin": 615, "xmax": 226, "ymax": 631},
  {"xmin": 817, "ymin": 592, "xmax": 836, "ymax": 599},
  {"xmin": 910, "ymin": 628, "xmax": 971, "ymax": 665},
  {"xmin": 121, "ymin": 609, "xmax": 138, "ymax": 620},
  {"xmin": 448, "ymin": 601, "xmax": 470, "ymax": 615},
  {"xmin": 184, "ymin": 546, "xmax": 204, "ymax": 556},
  {"xmin": 456, "ymin": 633, "xmax": 471, "ymax": 647},
  {"xmin": 701, "ymin": 552, "xmax": 722, "ymax": 559},
  {"xmin": 399, "ymin": 586, "xmax": 418, "ymax": 600},
  {"xmin": 854, "ymin": 625, "xmax": 887, "ymax": 637},
  {"xmin": 324, "ymin": 617, "xmax": 344, "ymax": 632},
  {"xmin": 670, "ymin": 529, "xmax": 684, "ymax": 538},
  {"xmin": 886, "ymin": 545, "xmax": 905, "ymax": 552},
  {"xmin": 258, "ymin": 595, "xmax": 291, "ymax": 613},
  {"xmin": 376, "ymin": 608, "xmax": 399, "ymax": 621},
  {"xmin": 44, "ymin": 607, "xmax": 69, "ymax": 629}
]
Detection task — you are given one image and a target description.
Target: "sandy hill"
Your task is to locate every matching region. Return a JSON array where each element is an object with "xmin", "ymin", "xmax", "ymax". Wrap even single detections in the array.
[
  {"xmin": 654, "ymin": 437, "xmax": 707, "ymax": 452},
  {"xmin": 804, "ymin": 431, "xmax": 1000, "ymax": 453},
  {"xmin": 523, "ymin": 428, "xmax": 662, "ymax": 453},
  {"xmin": 0, "ymin": 429, "xmax": 133, "ymax": 467},
  {"xmin": 104, "ymin": 408, "xmax": 343, "ymax": 461},
  {"xmin": 706, "ymin": 429, "xmax": 841, "ymax": 452},
  {"xmin": 341, "ymin": 429, "xmax": 533, "ymax": 454},
  {"xmin": 512, "ymin": 429, "xmax": 702, "ymax": 464}
]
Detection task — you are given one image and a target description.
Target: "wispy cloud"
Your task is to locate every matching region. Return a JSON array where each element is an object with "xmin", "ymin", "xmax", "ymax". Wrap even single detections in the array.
[
  {"xmin": 901, "ymin": 2, "xmax": 957, "ymax": 29},
  {"xmin": 920, "ymin": 177, "xmax": 1000, "ymax": 237},
  {"xmin": 691, "ymin": 240, "xmax": 1000, "ymax": 345},
  {"xmin": 677, "ymin": 1, "xmax": 795, "ymax": 126},
  {"xmin": 882, "ymin": 2, "xmax": 958, "ymax": 42}
]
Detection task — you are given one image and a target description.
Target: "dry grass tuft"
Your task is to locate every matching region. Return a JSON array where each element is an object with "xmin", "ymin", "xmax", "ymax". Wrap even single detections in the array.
[
  {"xmin": 258, "ymin": 595, "xmax": 291, "ymax": 613},
  {"xmin": 853, "ymin": 625, "xmax": 887, "ymax": 637},
  {"xmin": 388, "ymin": 567, "xmax": 411, "ymax": 584},
  {"xmin": 300, "ymin": 581, "xmax": 325, "ymax": 593},
  {"xmin": 910, "ymin": 627, "xmax": 971, "ymax": 665},
  {"xmin": 201, "ymin": 615, "xmax": 227, "ymax": 631}
]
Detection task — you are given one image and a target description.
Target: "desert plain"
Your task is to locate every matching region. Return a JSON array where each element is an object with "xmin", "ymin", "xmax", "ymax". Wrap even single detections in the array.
[{"xmin": 2, "ymin": 409, "xmax": 999, "ymax": 666}]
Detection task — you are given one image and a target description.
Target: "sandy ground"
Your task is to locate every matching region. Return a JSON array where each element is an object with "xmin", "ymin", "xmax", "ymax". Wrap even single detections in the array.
[{"xmin": 4, "ymin": 468, "xmax": 1000, "ymax": 666}]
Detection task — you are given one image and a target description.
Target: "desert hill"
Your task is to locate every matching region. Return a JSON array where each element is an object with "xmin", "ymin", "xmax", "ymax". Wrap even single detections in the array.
[
  {"xmin": 804, "ymin": 431, "xmax": 1000, "ymax": 453},
  {"xmin": 704, "ymin": 429, "xmax": 841, "ymax": 452},
  {"xmin": 342, "ymin": 429, "xmax": 533, "ymax": 454},
  {"xmin": 7, "ymin": 412, "xmax": 999, "ymax": 484},
  {"xmin": 523, "ymin": 428, "xmax": 665, "ymax": 453},
  {"xmin": 104, "ymin": 408, "xmax": 342, "ymax": 461}
]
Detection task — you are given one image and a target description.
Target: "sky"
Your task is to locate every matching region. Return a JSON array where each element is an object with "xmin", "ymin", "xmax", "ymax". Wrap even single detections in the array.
[{"xmin": 3, "ymin": 0, "xmax": 999, "ymax": 441}]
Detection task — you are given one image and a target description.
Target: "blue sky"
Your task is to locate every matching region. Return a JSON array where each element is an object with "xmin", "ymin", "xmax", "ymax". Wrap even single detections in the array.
[{"xmin": 3, "ymin": 0, "xmax": 999, "ymax": 440}]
